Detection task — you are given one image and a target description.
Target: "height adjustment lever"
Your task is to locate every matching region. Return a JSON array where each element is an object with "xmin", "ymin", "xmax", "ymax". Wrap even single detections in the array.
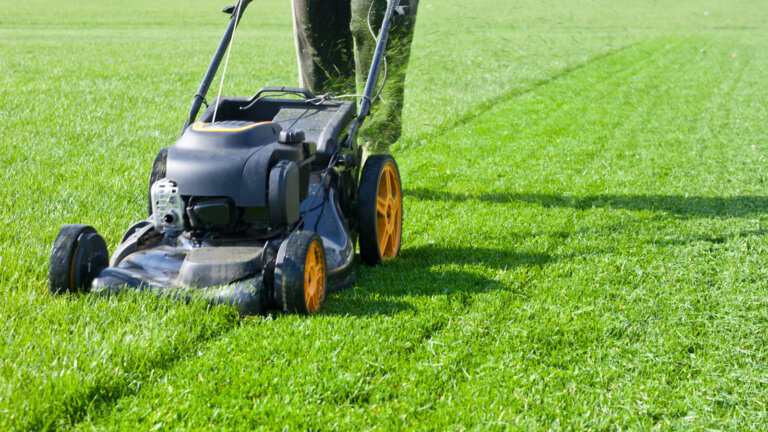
[{"xmin": 222, "ymin": 5, "xmax": 235, "ymax": 14}]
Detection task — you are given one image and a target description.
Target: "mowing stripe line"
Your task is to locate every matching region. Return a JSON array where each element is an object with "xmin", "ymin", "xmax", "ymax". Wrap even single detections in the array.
[{"xmin": 401, "ymin": 42, "xmax": 642, "ymax": 150}]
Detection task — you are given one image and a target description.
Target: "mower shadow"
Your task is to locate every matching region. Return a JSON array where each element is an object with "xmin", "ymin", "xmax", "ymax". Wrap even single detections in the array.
[
  {"xmin": 404, "ymin": 187, "xmax": 768, "ymax": 219},
  {"xmin": 323, "ymin": 245, "xmax": 551, "ymax": 317}
]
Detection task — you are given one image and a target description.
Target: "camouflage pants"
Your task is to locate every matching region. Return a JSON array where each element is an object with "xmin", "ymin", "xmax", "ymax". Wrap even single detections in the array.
[{"xmin": 291, "ymin": 0, "xmax": 419, "ymax": 153}]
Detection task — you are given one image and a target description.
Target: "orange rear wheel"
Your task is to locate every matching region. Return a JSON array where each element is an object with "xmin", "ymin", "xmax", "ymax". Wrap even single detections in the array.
[
  {"xmin": 358, "ymin": 155, "xmax": 403, "ymax": 266},
  {"xmin": 375, "ymin": 163, "xmax": 402, "ymax": 260}
]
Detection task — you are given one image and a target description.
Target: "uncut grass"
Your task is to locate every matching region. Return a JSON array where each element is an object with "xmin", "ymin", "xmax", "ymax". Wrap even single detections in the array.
[
  {"xmin": 73, "ymin": 35, "xmax": 768, "ymax": 430},
  {"xmin": 2, "ymin": 0, "xmax": 768, "ymax": 430}
]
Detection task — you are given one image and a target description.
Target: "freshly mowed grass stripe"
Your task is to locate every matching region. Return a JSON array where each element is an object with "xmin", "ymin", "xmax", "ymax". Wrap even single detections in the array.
[
  {"xmin": 398, "ymin": 0, "xmax": 768, "ymax": 147},
  {"xmin": 71, "ymin": 35, "xmax": 768, "ymax": 430},
  {"xmin": 2, "ymin": 0, "xmax": 768, "ymax": 430}
]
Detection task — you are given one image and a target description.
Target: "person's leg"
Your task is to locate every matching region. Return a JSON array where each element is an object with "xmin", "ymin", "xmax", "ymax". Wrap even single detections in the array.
[
  {"xmin": 350, "ymin": 0, "xmax": 419, "ymax": 155},
  {"xmin": 291, "ymin": 0, "xmax": 356, "ymax": 95}
]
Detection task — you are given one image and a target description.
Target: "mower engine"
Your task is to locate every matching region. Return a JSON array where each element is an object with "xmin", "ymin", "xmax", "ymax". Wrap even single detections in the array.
[{"xmin": 150, "ymin": 120, "xmax": 314, "ymax": 235}]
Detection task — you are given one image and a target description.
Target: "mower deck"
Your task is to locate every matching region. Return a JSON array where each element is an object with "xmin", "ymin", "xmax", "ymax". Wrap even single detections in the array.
[{"xmin": 88, "ymin": 168, "xmax": 356, "ymax": 315}]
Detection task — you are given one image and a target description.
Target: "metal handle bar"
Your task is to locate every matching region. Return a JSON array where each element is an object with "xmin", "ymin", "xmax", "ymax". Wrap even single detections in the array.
[
  {"xmin": 249, "ymin": 86, "xmax": 316, "ymax": 101},
  {"xmin": 183, "ymin": 0, "xmax": 253, "ymax": 132}
]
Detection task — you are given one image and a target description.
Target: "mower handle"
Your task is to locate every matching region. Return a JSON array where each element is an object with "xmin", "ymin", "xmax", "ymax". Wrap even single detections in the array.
[
  {"xmin": 250, "ymin": 87, "xmax": 316, "ymax": 101},
  {"xmin": 183, "ymin": 0, "xmax": 253, "ymax": 132}
]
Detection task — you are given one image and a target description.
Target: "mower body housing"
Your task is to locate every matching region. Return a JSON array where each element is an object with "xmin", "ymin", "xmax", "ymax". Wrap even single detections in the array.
[{"xmin": 89, "ymin": 95, "xmax": 358, "ymax": 314}]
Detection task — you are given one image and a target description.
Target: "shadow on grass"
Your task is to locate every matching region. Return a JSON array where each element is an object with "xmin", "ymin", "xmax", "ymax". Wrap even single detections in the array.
[
  {"xmin": 651, "ymin": 228, "xmax": 768, "ymax": 247},
  {"xmin": 323, "ymin": 245, "xmax": 551, "ymax": 317},
  {"xmin": 405, "ymin": 187, "xmax": 768, "ymax": 218}
]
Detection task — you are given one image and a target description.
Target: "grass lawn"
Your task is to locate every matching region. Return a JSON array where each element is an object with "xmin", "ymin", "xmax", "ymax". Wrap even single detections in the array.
[{"xmin": 2, "ymin": 0, "xmax": 768, "ymax": 429}]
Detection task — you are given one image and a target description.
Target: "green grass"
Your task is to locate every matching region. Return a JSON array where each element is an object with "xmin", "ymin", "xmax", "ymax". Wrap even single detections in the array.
[{"xmin": 2, "ymin": 0, "xmax": 768, "ymax": 430}]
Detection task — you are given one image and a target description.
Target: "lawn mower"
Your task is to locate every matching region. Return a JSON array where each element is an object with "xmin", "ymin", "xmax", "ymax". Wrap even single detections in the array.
[{"xmin": 48, "ymin": 0, "xmax": 404, "ymax": 315}]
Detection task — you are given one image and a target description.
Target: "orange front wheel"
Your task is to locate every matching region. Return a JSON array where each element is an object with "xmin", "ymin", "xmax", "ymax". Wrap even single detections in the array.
[{"xmin": 276, "ymin": 231, "xmax": 326, "ymax": 314}]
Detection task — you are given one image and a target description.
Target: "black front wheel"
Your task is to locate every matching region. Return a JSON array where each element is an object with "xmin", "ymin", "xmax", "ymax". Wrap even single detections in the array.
[{"xmin": 49, "ymin": 224, "xmax": 109, "ymax": 295}]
